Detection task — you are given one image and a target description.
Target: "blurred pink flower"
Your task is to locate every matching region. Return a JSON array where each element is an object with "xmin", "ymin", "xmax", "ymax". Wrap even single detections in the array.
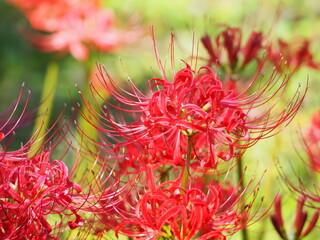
[{"xmin": 7, "ymin": 0, "xmax": 140, "ymax": 60}]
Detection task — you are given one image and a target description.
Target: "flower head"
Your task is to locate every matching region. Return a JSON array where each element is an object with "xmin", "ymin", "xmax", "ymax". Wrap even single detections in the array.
[
  {"xmin": 113, "ymin": 165, "xmax": 257, "ymax": 240},
  {"xmin": 0, "ymin": 88, "xmax": 132, "ymax": 238},
  {"xmin": 87, "ymin": 54, "xmax": 306, "ymax": 170},
  {"xmin": 0, "ymin": 149, "xmax": 84, "ymax": 238}
]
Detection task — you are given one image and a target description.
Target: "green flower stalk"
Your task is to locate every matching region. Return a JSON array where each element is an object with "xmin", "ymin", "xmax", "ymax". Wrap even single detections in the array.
[{"xmin": 29, "ymin": 60, "xmax": 58, "ymax": 157}]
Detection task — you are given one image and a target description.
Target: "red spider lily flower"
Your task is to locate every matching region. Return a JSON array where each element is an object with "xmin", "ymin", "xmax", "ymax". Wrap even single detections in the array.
[
  {"xmin": 6, "ymin": 0, "xmax": 140, "ymax": 61},
  {"xmin": 201, "ymin": 27, "xmax": 264, "ymax": 71},
  {"xmin": 0, "ymin": 126, "xmax": 133, "ymax": 238},
  {"xmin": 117, "ymin": 183, "xmax": 233, "ymax": 239},
  {"xmin": 113, "ymin": 165, "xmax": 261, "ymax": 240},
  {"xmin": 267, "ymin": 39, "xmax": 320, "ymax": 70},
  {"xmin": 271, "ymin": 194, "xmax": 319, "ymax": 239},
  {"xmin": 83, "ymin": 55, "xmax": 306, "ymax": 170},
  {"xmin": 0, "ymin": 149, "xmax": 84, "ymax": 239},
  {"xmin": 0, "ymin": 94, "xmax": 133, "ymax": 239}
]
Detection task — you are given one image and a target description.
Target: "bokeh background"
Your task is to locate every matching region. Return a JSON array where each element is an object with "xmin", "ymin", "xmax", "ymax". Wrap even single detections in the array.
[{"xmin": 1, "ymin": 0, "xmax": 320, "ymax": 239}]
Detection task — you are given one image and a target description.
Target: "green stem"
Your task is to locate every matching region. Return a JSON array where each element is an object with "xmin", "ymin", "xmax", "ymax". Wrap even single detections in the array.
[
  {"xmin": 73, "ymin": 62, "xmax": 108, "ymax": 182},
  {"xmin": 75, "ymin": 59, "xmax": 103, "ymax": 149},
  {"xmin": 181, "ymin": 135, "xmax": 194, "ymax": 189},
  {"xmin": 73, "ymin": 78, "xmax": 97, "ymax": 181},
  {"xmin": 29, "ymin": 60, "xmax": 59, "ymax": 157},
  {"xmin": 159, "ymin": 166, "xmax": 173, "ymax": 183},
  {"xmin": 237, "ymin": 155, "xmax": 249, "ymax": 240}
]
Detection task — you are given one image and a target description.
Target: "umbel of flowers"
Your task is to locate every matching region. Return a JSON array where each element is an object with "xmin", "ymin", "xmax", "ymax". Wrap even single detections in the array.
[
  {"xmin": 114, "ymin": 164, "xmax": 252, "ymax": 240},
  {"xmin": 0, "ymin": 90, "xmax": 135, "ymax": 239},
  {"xmin": 72, "ymin": 29, "xmax": 307, "ymax": 239},
  {"xmin": 0, "ymin": 27, "xmax": 313, "ymax": 239},
  {"xmin": 91, "ymin": 61, "xmax": 304, "ymax": 171}
]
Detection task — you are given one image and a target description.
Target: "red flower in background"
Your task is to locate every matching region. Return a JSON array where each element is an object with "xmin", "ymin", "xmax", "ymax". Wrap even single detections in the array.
[
  {"xmin": 6, "ymin": 0, "xmax": 140, "ymax": 60},
  {"xmin": 267, "ymin": 39, "xmax": 320, "ymax": 70},
  {"xmin": 201, "ymin": 27, "xmax": 320, "ymax": 76},
  {"xmin": 201, "ymin": 27, "xmax": 264, "ymax": 71},
  {"xmin": 271, "ymin": 195, "xmax": 319, "ymax": 240}
]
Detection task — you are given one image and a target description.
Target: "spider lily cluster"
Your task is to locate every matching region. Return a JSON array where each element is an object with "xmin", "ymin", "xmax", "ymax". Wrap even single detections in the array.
[{"xmin": 0, "ymin": 6, "xmax": 319, "ymax": 238}]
